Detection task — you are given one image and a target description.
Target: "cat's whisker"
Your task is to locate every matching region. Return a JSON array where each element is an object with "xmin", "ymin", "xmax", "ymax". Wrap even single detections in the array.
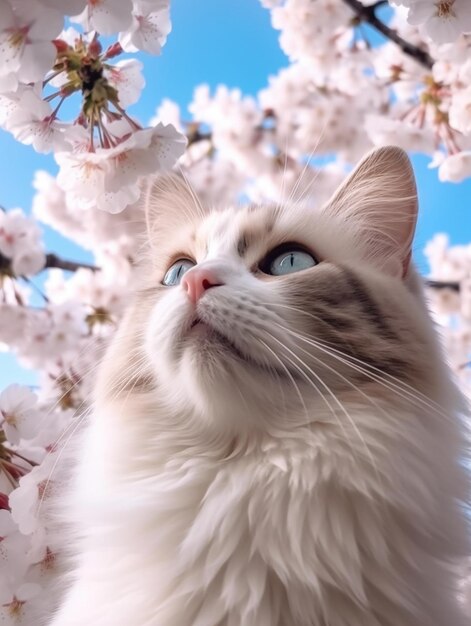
[
  {"xmin": 289, "ymin": 159, "xmax": 327, "ymax": 211},
  {"xmin": 37, "ymin": 329, "xmax": 128, "ymax": 410},
  {"xmin": 42, "ymin": 404, "xmax": 89, "ymax": 465},
  {"xmin": 275, "ymin": 131, "xmax": 291, "ymax": 214},
  {"xmin": 260, "ymin": 300, "xmax": 449, "ymax": 419},
  {"xmin": 105, "ymin": 353, "xmax": 153, "ymax": 407},
  {"xmin": 36, "ymin": 407, "xmax": 91, "ymax": 516},
  {"xmin": 229, "ymin": 364, "xmax": 256, "ymax": 420},
  {"xmin": 120, "ymin": 363, "xmax": 153, "ymax": 410},
  {"xmin": 285, "ymin": 120, "xmax": 328, "ymax": 207},
  {"xmin": 272, "ymin": 324, "xmax": 402, "ymax": 467},
  {"xmin": 257, "ymin": 337, "xmax": 310, "ymax": 424},
  {"xmin": 39, "ymin": 327, "xmax": 149, "ymax": 429},
  {"xmin": 265, "ymin": 332, "xmax": 379, "ymax": 478},
  {"xmin": 292, "ymin": 331, "xmax": 452, "ymax": 422},
  {"xmin": 42, "ymin": 354, "xmax": 153, "ymax": 476},
  {"xmin": 38, "ymin": 333, "xmax": 129, "ymax": 462},
  {"xmin": 177, "ymin": 165, "xmax": 206, "ymax": 220}
]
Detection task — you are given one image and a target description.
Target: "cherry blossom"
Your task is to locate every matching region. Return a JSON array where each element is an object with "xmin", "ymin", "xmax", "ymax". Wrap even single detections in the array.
[
  {"xmin": 0, "ymin": 385, "xmax": 40, "ymax": 446},
  {"xmin": 449, "ymin": 86, "xmax": 471, "ymax": 135},
  {"xmin": 71, "ymin": 0, "xmax": 134, "ymax": 36},
  {"xmin": 6, "ymin": 90, "xmax": 72, "ymax": 154},
  {"xmin": 104, "ymin": 59, "xmax": 145, "ymax": 108},
  {"xmin": 56, "ymin": 122, "xmax": 186, "ymax": 213},
  {"xmin": 438, "ymin": 151, "xmax": 471, "ymax": 182},
  {"xmin": 40, "ymin": 0, "xmax": 87, "ymax": 12},
  {"xmin": 406, "ymin": 0, "xmax": 471, "ymax": 44},
  {"xmin": 0, "ymin": 209, "xmax": 46, "ymax": 277},
  {"xmin": 0, "ymin": 510, "xmax": 40, "ymax": 626},
  {"xmin": 0, "ymin": 1, "xmax": 63, "ymax": 86},
  {"xmin": 119, "ymin": 0, "xmax": 171, "ymax": 54}
]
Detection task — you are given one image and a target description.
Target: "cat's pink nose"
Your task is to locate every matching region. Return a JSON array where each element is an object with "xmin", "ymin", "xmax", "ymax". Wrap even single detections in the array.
[{"xmin": 181, "ymin": 268, "xmax": 223, "ymax": 304}]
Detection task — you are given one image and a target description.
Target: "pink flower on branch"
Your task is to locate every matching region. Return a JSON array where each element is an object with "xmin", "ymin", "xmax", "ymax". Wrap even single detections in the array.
[
  {"xmin": 56, "ymin": 122, "xmax": 187, "ymax": 213},
  {"xmin": 0, "ymin": 385, "xmax": 40, "ymax": 446},
  {"xmin": 71, "ymin": 0, "xmax": 134, "ymax": 36},
  {"xmin": 0, "ymin": 1, "xmax": 63, "ymax": 85}
]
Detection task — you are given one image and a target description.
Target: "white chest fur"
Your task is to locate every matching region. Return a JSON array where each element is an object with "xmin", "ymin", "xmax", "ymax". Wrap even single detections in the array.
[{"xmin": 49, "ymin": 404, "xmax": 468, "ymax": 626}]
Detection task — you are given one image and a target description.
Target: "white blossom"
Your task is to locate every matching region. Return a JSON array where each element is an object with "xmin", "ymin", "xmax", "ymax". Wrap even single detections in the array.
[
  {"xmin": 104, "ymin": 59, "xmax": 145, "ymax": 108},
  {"xmin": 71, "ymin": 0, "xmax": 133, "ymax": 36},
  {"xmin": 6, "ymin": 90, "xmax": 72, "ymax": 154},
  {"xmin": 0, "ymin": 209, "xmax": 46, "ymax": 277},
  {"xmin": 407, "ymin": 0, "xmax": 471, "ymax": 44},
  {"xmin": 449, "ymin": 86, "xmax": 471, "ymax": 135},
  {"xmin": 0, "ymin": 385, "xmax": 40, "ymax": 445},
  {"xmin": 119, "ymin": 0, "xmax": 171, "ymax": 54},
  {"xmin": 0, "ymin": 1, "xmax": 63, "ymax": 87},
  {"xmin": 438, "ymin": 151, "xmax": 471, "ymax": 182},
  {"xmin": 56, "ymin": 122, "xmax": 186, "ymax": 213}
]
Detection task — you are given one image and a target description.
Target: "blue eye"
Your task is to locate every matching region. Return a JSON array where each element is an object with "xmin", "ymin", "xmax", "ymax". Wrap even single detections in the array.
[
  {"xmin": 264, "ymin": 247, "xmax": 318, "ymax": 276},
  {"xmin": 163, "ymin": 259, "xmax": 195, "ymax": 285}
]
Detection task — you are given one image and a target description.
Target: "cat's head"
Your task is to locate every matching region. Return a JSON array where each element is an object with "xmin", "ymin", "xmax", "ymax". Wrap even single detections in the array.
[{"xmin": 97, "ymin": 146, "xmax": 443, "ymax": 433}]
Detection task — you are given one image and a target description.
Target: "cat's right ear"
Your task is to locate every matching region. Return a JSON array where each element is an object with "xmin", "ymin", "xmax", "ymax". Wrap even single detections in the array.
[
  {"xmin": 322, "ymin": 146, "xmax": 418, "ymax": 279},
  {"xmin": 144, "ymin": 173, "xmax": 204, "ymax": 244}
]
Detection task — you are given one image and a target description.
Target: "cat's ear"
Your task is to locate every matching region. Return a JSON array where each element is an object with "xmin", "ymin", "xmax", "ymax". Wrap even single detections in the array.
[
  {"xmin": 144, "ymin": 173, "xmax": 204, "ymax": 243},
  {"xmin": 324, "ymin": 146, "xmax": 418, "ymax": 278}
]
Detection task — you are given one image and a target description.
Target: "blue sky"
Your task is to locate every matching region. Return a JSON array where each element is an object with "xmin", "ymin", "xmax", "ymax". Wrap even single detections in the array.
[{"xmin": 1, "ymin": 0, "xmax": 471, "ymax": 387}]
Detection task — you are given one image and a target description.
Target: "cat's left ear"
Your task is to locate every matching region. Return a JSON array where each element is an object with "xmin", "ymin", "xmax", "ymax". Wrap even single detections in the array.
[
  {"xmin": 144, "ymin": 173, "xmax": 204, "ymax": 244},
  {"xmin": 323, "ymin": 146, "xmax": 418, "ymax": 278}
]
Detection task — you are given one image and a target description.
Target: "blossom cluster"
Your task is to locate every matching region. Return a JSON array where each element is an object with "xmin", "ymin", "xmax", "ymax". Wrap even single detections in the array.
[
  {"xmin": 0, "ymin": 209, "xmax": 45, "ymax": 279},
  {"xmin": 425, "ymin": 234, "xmax": 471, "ymax": 391},
  {"xmin": 1, "ymin": 0, "xmax": 471, "ymax": 623},
  {"xmin": 0, "ymin": 0, "xmax": 186, "ymax": 214},
  {"xmin": 392, "ymin": 0, "xmax": 471, "ymax": 44}
]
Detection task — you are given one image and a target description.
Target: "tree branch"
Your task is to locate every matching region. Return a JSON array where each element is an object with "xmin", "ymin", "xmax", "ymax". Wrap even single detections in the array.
[
  {"xmin": 1, "ymin": 250, "xmax": 97, "ymax": 275},
  {"xmin": 426, "ymin": 279, "xmax": 460, "ymax": 292},
  {"xmin": 45, "ymin": 253, "xmax": 98, "ymax": 272},
  {"xmin": 341, "ymin": 0, "xmax": 434, "ymax": 70}
]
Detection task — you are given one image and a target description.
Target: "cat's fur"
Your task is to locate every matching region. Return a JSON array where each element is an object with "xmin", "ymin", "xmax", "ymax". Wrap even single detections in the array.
[{"xmin": 49, "ymin": 147, "xmax": 470, "ymax": 626}]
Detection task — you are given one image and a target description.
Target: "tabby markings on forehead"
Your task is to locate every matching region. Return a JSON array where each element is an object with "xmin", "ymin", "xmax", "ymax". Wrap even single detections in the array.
[{"xmin": 235, "ymin": 213, "xmax": 277, "ymax": 258}]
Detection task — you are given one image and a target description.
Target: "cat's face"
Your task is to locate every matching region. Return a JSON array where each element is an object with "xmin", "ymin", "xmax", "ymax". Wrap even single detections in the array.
[{"xmin": 99, "ymin": 147, "xmax": 437, "ymax": 432}]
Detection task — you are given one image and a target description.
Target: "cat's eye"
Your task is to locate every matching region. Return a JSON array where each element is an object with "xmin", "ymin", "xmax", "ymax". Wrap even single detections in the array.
[
  {"xmin": 259, "ymin": 244, "xmax": 318, "ymax": 276},
  {"xmin": 162, "ymin": 259, "xmax": 195, "ymax": 285}
]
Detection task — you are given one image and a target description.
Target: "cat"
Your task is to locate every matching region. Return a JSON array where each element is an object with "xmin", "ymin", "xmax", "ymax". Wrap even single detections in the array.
[{"xmin": 49, "ymin": 146, "xmax": 470, "ymax": 626}]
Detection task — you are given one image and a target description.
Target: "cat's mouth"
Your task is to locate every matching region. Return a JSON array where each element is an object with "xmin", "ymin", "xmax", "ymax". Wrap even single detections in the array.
[
  {"xmin": 186, "ymin": 317, "xmax": 274, "ymax": 372},
  {"xmin": 185, "ymin": 317, "xmax": 293, "ymax": 378},
  {"xmin": 187, "ymin": 317, "xmax": 250, "ymax": 362}
]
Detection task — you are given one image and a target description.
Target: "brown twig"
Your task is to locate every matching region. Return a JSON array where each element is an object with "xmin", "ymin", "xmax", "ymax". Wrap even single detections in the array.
[
  {"xmin": 426, "ymin": 279, "xmax": 460, "ymax": 292},
  {"xmin": 0, "ymin": 251, "xmax": 98, "ymax": 277},
  {"xmin": 45, "ymin": 253, "xmax": 98, "ymax": 272},
  {"xmin": 341, "ymin": 0, "xmax": 434, "ymax": 70}
]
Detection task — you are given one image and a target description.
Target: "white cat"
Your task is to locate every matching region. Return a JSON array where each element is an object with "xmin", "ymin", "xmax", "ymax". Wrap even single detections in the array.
[{"xmin": 49, "ymin": 146, "xmax": 470, "ymax": 626}]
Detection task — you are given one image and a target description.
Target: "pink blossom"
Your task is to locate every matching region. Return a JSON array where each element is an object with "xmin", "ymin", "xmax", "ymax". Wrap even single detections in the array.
[
  {"xmin": 0, "ymin": 1, "xmax": 63, "ymax": 86},
  {"xmin": 56, "ymin": 123, "xmax": 186, "ymax": 213},
  {"xmin": 0, "ymin": 385, "xmax": 40, "ymax": 446},
  {"xmin": 71, "ymin": 0, "xmax": 133, "ymax": 36},
  {"xmin": 119, "ymin": 0, "xmax": 171, "ymax": 54},
  {"xmin": 104, "ymin": 59, "xmax": 145, "ymax": 108}
]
